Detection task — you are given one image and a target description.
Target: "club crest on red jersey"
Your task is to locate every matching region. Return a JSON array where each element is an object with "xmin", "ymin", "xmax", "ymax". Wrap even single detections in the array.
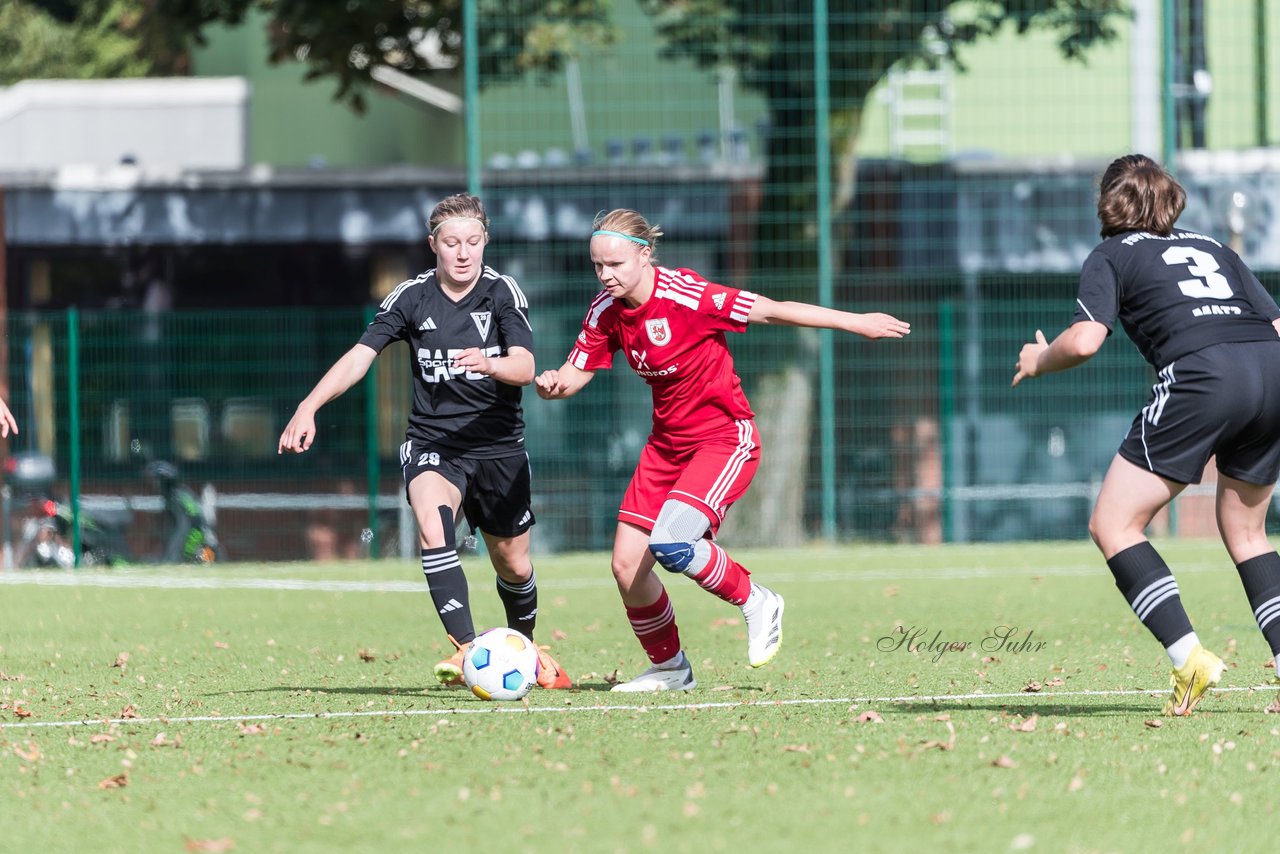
[{"xmin": 646, "ymin": 317, "xmax": 671, "ymax": 346}]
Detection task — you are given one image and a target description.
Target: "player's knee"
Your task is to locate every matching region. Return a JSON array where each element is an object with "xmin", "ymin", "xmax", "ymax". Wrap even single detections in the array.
[{"xmin": 649, "ymin": 539, "xmax": 696, "ymax": 573}]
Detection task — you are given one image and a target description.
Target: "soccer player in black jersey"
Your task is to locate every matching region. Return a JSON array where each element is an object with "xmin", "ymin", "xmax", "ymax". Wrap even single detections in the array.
[
  {"xmin": 278, "ymin": 193, "xmax": 571, "ymax": 690},
  {"xmin": 1014, "ymin": 154, "xmax": 1280, "ymax": 715}
]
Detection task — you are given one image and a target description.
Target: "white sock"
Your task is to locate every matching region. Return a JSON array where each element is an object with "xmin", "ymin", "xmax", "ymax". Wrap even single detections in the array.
[
  {"xmin": 1166, "ymin": 632, "xmax": 1200, "ymax": 669},
  {"xmin": 741, "ymin": 584, "xmax": 762, "ymax": 611},
  {"xmin": 657, "ymin": 651, "xmax": 686, "ymax": 670}
]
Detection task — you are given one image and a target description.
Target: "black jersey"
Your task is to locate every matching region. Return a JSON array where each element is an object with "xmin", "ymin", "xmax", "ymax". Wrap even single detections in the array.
[
  {"xmin": 359, "ymin": 266, "xmax": 534, "ymax": 458},
  {"xmin": 1072, "ymin": 229, "xmax": 1280, "ymax": 369}
]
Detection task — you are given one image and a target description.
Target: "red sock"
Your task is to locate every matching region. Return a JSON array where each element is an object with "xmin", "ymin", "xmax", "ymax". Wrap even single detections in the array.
[
  {"xmin": 625, "ymin": 588, "xmax": 682, "ymax": 663},
  {"xmin": 688, "ymin": 541, "xmax": 752, "ymax": 605}
]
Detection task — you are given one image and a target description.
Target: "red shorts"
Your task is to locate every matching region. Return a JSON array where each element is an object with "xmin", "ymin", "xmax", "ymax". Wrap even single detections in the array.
[{"xmin": 618, "ymin": 419, "xmax": 760, "ymax": 534}]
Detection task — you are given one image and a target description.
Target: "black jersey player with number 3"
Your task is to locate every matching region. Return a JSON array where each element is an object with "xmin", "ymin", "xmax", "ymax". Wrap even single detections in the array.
[
  {"xmin": 279, "ymin": 193, "xmax": 571, "ymax": 690},
  {"xmin": 1014, "ymin": 154, "xmax": 1280, "ymax": 716}
]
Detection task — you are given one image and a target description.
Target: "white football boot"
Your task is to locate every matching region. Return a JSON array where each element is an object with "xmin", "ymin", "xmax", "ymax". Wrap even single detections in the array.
[
  {"xmin": 610, "ymin": 651, "xmax": 697, "ymax": 692},
  {"xmin": 742, "ymin": 583, "xmax": 785, "ymax": 667}
]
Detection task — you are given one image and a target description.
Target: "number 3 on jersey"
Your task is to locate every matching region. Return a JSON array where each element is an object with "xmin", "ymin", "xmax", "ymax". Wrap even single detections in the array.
[{"xmin": 1162, "ymin": 246, "xmax": 1233, "ymax": 300}]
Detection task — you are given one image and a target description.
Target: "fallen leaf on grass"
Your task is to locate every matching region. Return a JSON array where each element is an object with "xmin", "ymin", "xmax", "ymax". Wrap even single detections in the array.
[
  {"xmin": 603, "ymin": 670, "xmax": 621, "ymax": 686},
  {"xmin": 920, "ymin": 721, "xmax": 957, "ymax": 751},
  {"xmin": 1023, "ymin": 681, "xmax": 1043, "ymax": 693},
  {"xmin": 98, "ymin": 773, "xmax": 128, "ymax": 789},
  {"xmin": 856, "ymin": 711, "xmax": 883, "ymax": 724},
  {"xmin": 783, "ymin": 744, "xmax": 811, "ymax": 753},
  {"xmin": 214, "ymin": 642, "xmax": 229, "ymax": 650},
  {"xmin": 13, "ymin": 706, "xmax": 32, "ymax": 719},
  {"xmin": 551, "ymin": 629, "xmax": 568, "ymax": 641},
  {"xmin": 1144, "ymin": 719, "xmax": 1163, "ymax": 728},
  {"xmin": 1263, "ymin": 698, "xmax": 1280, "ymax": 714},
  {"xmin": 992, "ymin": 755, "xmax": 1018, "ymax": 768},
  {"xmin": 120, "ymin": 705, "xmax": 138, "ymax": 719},
  {"xmin": 1045, "ymin": 678, "xmax": 1064, "ymax": 687},
  {"xmin": 151, "ymin": 733, "xmax": 169, "ymax": 747},
  {"xmin": 184, "ymin": 838, "xmax": 236, "ymax": 853},
  {"xmin": 238, "ymin": 723, "xmax": 267, "ymax": 736},
  {"xmin": 1067, "ymin": 772, "xmax": 1085, "ymax": 792},
  {"xmin": 358, "ymin": 650, "xmax": 376, "ymax": 662},
  {"xmin": 1009, "ymin": 714, "xmax": 1038, "ymax": 733},
  {"xmin": 112, "ymin": 653, "xmax": 129, "ymax": 670},
  {"xmin": 90, "ymin": 733, "xmax": 115, "ymax": 744},
  {"xmin": 14, "ymin": 742, "xmax": 41, "ymax": 763}
]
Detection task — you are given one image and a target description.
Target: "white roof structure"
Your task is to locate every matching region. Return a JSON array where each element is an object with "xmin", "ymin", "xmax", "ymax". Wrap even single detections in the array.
[{"xmin": 0, "ymin": 77, "xmax": 249, "ymax": 173}]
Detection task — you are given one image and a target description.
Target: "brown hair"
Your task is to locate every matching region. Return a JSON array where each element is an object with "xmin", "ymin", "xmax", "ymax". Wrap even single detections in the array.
[
  {"xmin": 429, "ymin": 193, "xmax": 489, "ymax": 234},
  {"xmin": 593, "ymin": 209, "xmax": 663, "ymax": 261},
  {"xmin": 1096, "ymin": 154, "xmax": 1186, "ymax": 238}
]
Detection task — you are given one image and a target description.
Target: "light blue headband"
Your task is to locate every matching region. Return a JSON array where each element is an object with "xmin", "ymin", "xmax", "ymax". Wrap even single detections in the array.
[{"xmin": 592, "ymin": 229, "xmax": 650, "ymax": 247}]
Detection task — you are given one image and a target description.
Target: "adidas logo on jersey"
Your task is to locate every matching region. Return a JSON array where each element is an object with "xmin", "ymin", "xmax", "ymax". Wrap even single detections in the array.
[
  {"xmin": 518, "ymin": 510, "xmax": 532, "ymax": 526},
  {"xmin": 438, "ymin": 598, "xmax": 465, "ymax": 614},
  {"xmin": 712, "ymin": 292, "xmax": 726, "ymax": 310},
  {"xmin": 419, "ymin": 317, "xmax": 437, "ymax": 331}
]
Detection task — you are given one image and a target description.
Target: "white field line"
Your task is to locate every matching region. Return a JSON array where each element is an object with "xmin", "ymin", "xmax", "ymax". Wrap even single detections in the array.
[
  {"xmin": 0, "ymin": 561, "xmax": 1162, "ymax": 594},
  {"xmin": 2, "ymin": 685, "xmax": 1277, "ymax": 731}
]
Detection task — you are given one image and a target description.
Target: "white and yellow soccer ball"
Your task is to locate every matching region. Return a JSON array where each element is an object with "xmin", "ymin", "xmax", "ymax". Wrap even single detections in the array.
[{"xmin": 462, "ymin": 627, "xmax": 539, "ymax": 701}]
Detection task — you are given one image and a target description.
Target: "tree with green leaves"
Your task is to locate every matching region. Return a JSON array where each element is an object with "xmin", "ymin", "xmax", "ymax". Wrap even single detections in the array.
[
  {"xmin": 11, "ymin": 0, "xmax": 1125, "ymax": 279},
  {"xmin": 13, "ymin": 1, "xmax": 614, "ymax": 112},
  {"xmin": 637, "ymin": 0, "xmax": 1128, "ymax": 291},
  {"xmin": 0, "ymin": 1, "xmax": 185, "ymax": 85}
]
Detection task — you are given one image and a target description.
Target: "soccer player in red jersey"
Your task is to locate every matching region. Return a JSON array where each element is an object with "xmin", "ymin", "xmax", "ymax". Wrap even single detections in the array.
[{"xmin": 536, "ymin": 209, "xmax": 910, "ymax": 691}]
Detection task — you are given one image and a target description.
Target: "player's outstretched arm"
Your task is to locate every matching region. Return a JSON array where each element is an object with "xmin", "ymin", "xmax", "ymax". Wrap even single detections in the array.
[
  {"xmin": 1011, "ymin": 321, "xmax": 1107, "ymax": 387},
  {"xmin": 278, "ymin": 344, "xmax": 378, "ymax": 453},
  {"xmin": 747, "ymin": 296, "xmax": 910, "ymax": 339},
  {"xmin": 534, "ymin": 362, "xmax": 595, "ymax": 400},
  {"xmin": 452, "ymin": 345, "xmax": 535, "ymax": 386},
  {"xmin": 0, "ymin": 396, "xmax": 17, "ymax": 438}
]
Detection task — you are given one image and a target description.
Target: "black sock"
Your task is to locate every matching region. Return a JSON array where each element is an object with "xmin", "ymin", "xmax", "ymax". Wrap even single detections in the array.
[
  {"xmin": 1236, "ymin": 551, "xmax": 1280, "ymax": 658},
  {"xmin": 1106, "ymin": 541, "xmax": 1193, "ymax": 647},
  {"xmin": 496, "ymin": 569, "xmax": 538, "ymax": 639},
  {"xmin": 422, "ymin": 546, "xmax": 474, "ymax": 644}
]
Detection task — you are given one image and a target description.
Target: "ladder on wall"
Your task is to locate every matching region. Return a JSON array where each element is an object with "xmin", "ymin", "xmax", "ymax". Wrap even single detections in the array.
[{"xmin": 886, "ymin": 67, "xmax": 954, "ymax": 159}]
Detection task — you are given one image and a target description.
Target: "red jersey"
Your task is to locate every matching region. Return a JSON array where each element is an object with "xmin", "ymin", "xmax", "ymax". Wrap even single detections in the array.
[{"xmin": 567, "ymin": 266, "xmax": 758, "ymax": 440}]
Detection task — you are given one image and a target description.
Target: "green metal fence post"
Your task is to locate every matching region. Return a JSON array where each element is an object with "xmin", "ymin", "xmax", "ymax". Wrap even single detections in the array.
[
  {"xmin": 67, "ymin": 306, "xmax": 81, "ymax": 566},
  {"xmin": 939, "ymin": 300, "xmax": 955, "ymax": 543},
  {"xmin": 364, "ymin": 307, "xmax": 380, "ymax": 556},
  {"xmin": 464, "ymin": 0, "xmax": 481, "ymax": 196},
  {"xmin": 814, "ymin": 0, "xmax": 836, "ymax": 541},
  {"xmin": 1255, "ymin": 0, "xmax": 1269, "ymax": 146},
  {"xmin": 1161, "ymin": 0, "xmax": 1177, "ymax": 170}
]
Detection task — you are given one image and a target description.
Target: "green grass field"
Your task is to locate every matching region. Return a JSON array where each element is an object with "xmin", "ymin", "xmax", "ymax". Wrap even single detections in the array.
[{"xmin": 3, "ymin": 540, "xmax": 1279, "ymax": 853}]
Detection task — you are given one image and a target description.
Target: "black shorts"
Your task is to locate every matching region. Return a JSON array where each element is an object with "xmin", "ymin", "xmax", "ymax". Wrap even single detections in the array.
[
  {"xmin": 399, "ymin": 442, "xmax": 535, "ymax": 537},
  {"xmin": 1117, "ymin": 340, "xmax": 1280, "ymax": 485}
]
